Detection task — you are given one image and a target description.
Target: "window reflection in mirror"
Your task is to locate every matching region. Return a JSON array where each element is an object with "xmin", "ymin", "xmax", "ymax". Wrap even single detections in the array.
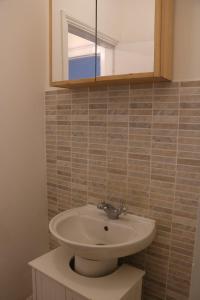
[
  {"xmin": 52, "ymin": 0, "xmax": 96, "ymax": 81},
  {"xmin": 67, "ymin": 28, "xmax": 116, "ymax": 79},
  {"xmin": 68, "ymin": 33, "xmax": 96, "ymax": 80}
]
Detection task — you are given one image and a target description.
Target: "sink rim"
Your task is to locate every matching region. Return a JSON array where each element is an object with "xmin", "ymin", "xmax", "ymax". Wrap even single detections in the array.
[{"xmin": 49, "ymin": 204, "xmax": 156, "ymax": 250}]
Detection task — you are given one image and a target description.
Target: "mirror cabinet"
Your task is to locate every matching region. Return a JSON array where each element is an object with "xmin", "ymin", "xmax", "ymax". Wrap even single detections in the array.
[{"xmin": 50, "ymin": 0, "xmax": 174, "ymax": 88}]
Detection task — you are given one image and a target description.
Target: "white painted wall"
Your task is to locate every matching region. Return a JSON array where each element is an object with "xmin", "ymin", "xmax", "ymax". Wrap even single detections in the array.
[
  {"xmin": 0, "ymin": 1, "xmax": 49, "ymax": 299},
  {"xmin": 173, "ymin": 0, "xmax": 200, "ymax": 81}
]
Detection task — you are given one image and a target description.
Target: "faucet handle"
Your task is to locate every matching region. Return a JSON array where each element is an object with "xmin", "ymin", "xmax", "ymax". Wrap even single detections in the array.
[
  {"xmin": 119, "ymin": 201, "xmax": 127, "ymax": 215},
  {"xmin": 97, "ymin": 201, "xmax": 106, "ymax": 210},
  {"xmin": 121, "ymin": 206, "xmax": 127, "ymax": 215}
]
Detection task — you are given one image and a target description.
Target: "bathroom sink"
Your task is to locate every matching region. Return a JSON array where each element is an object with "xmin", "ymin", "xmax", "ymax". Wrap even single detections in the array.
[{"xmin": 49, "ymin": 204, "xmax": 156, "ymax": 261}]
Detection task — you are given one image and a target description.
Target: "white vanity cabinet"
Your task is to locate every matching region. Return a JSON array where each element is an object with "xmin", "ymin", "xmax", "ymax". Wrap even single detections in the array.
[
  {"xmin": 29, "ymin": 247, "xmax": 145, "ymax": 300},
  {"xmin": 32, "ymin": 270, "xmax": 87, "ymax": 300}
]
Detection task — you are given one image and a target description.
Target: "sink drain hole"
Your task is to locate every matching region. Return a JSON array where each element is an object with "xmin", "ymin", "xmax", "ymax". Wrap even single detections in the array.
[{"xmin": 69, "ymin": 256, "xmax": 75, "ymax": 271}]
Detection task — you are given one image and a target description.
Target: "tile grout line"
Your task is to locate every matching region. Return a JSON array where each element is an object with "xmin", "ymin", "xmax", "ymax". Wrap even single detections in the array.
[
  {"xmin": 56, "ymin": 91, "xmax": 59, "ymax": 215},
  {"xmin": 86, "ymin": 87, "xmax": 89, "ymax": 205},
  {"xmin": 165, "ymin": 82, "xmax": 181, "ymax": 299},
  {"xmin": 106, "ymin": 85, "xmax": 109, "ymax": 203},
  {"xmin": 143, "ymin": 81, "xmax": 155, "ymax": 281},
  {"xmin": 70, "ymin": 90, "xmax": 72, "ymax": 209},
  {"xmin": 126, "ymin": 81, "xmax": 131, "ymax": 209},
  {"xmin": 44, "ymin": 92, "xmax": 51, "ymax": 248},
  {"xmin": 43, "ymin": 92, "xmax": 48, "ymax": 221},
  {"xmin": 148, "ymin": 81, "xmax": 154, "ymax": 219}
]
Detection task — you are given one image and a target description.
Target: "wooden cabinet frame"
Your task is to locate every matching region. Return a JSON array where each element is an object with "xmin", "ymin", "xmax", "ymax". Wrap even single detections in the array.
[{"xmin": 49, "ymin": 0, "xmax": 174, "ymax": 88}]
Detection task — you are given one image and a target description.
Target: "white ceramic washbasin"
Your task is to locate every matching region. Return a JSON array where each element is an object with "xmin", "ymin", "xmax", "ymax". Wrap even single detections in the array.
[{"xmin": 49, "ymin": 204, "xmax": 156, "ymax": 261}]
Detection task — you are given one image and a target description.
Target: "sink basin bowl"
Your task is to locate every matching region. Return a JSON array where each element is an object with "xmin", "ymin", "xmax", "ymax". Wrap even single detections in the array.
[{"xmin": 49, "ymin": 204, "xmax": 156, "ymax": 261}]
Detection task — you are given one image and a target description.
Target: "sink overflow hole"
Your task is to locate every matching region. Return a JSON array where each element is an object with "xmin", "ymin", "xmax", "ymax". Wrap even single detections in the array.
[{"xmin": 104, "ymin": 226, "xmax": 109, "ymax": 231}]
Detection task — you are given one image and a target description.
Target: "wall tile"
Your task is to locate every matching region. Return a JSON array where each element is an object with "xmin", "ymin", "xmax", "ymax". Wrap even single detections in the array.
[{"xmin": 45, "ymin": 81, "xmax": 200, "ymax": 300}]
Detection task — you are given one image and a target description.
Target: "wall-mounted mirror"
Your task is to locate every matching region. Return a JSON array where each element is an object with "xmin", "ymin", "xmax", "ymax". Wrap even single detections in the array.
[
  {"xmin": 50, "ymin": 0, "xmax": 173, "ymax": 88},
  {"xmin": 51, "ymin": 0, "xmax": 96, "ymax": 82},
  {"xmin": 96, "ymin": 0, "xmax": 155, "ymax": 77}
]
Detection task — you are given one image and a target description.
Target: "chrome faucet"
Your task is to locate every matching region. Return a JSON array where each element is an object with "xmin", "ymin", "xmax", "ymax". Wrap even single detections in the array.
[{"xmin": 97, "ymin": 201, "xmax": 127, "ymax": 219}]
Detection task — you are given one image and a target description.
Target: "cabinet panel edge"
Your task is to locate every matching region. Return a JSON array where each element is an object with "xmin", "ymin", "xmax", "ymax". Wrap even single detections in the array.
[{"xmin": 160, "ymin": 0, "xmax": 174, "ymax": 80}]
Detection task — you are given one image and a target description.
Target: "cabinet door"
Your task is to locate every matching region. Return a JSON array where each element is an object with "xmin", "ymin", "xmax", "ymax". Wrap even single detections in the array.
[
  {"xmin": 51, "ymin": 0, "xmax": 96, "ymax": 82},
  {"xmin": 96, "ymin": 0, "xmax": 156, "ymax": 78},
  {"xmin": 34, "ymin": 271, "xmax": 66, "ymax": 300},
  {"xmin": 66, "ymin": 289, "xmax": 89, "ymax": 300},
  {"xmin": 50, "ymin": 0, "xmax": 173, "ymax": 87}
]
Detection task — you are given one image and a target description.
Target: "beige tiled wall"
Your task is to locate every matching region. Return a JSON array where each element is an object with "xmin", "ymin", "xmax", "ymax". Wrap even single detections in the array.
[{"xmin": 45, "ymin": 81, "xmax": 200, "ymax": 300}]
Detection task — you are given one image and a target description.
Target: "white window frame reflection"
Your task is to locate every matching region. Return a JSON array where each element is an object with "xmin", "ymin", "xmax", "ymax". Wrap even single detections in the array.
[{"xmin": 60, "ymin": 10, "xmax": 118, "ymax": 80}]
